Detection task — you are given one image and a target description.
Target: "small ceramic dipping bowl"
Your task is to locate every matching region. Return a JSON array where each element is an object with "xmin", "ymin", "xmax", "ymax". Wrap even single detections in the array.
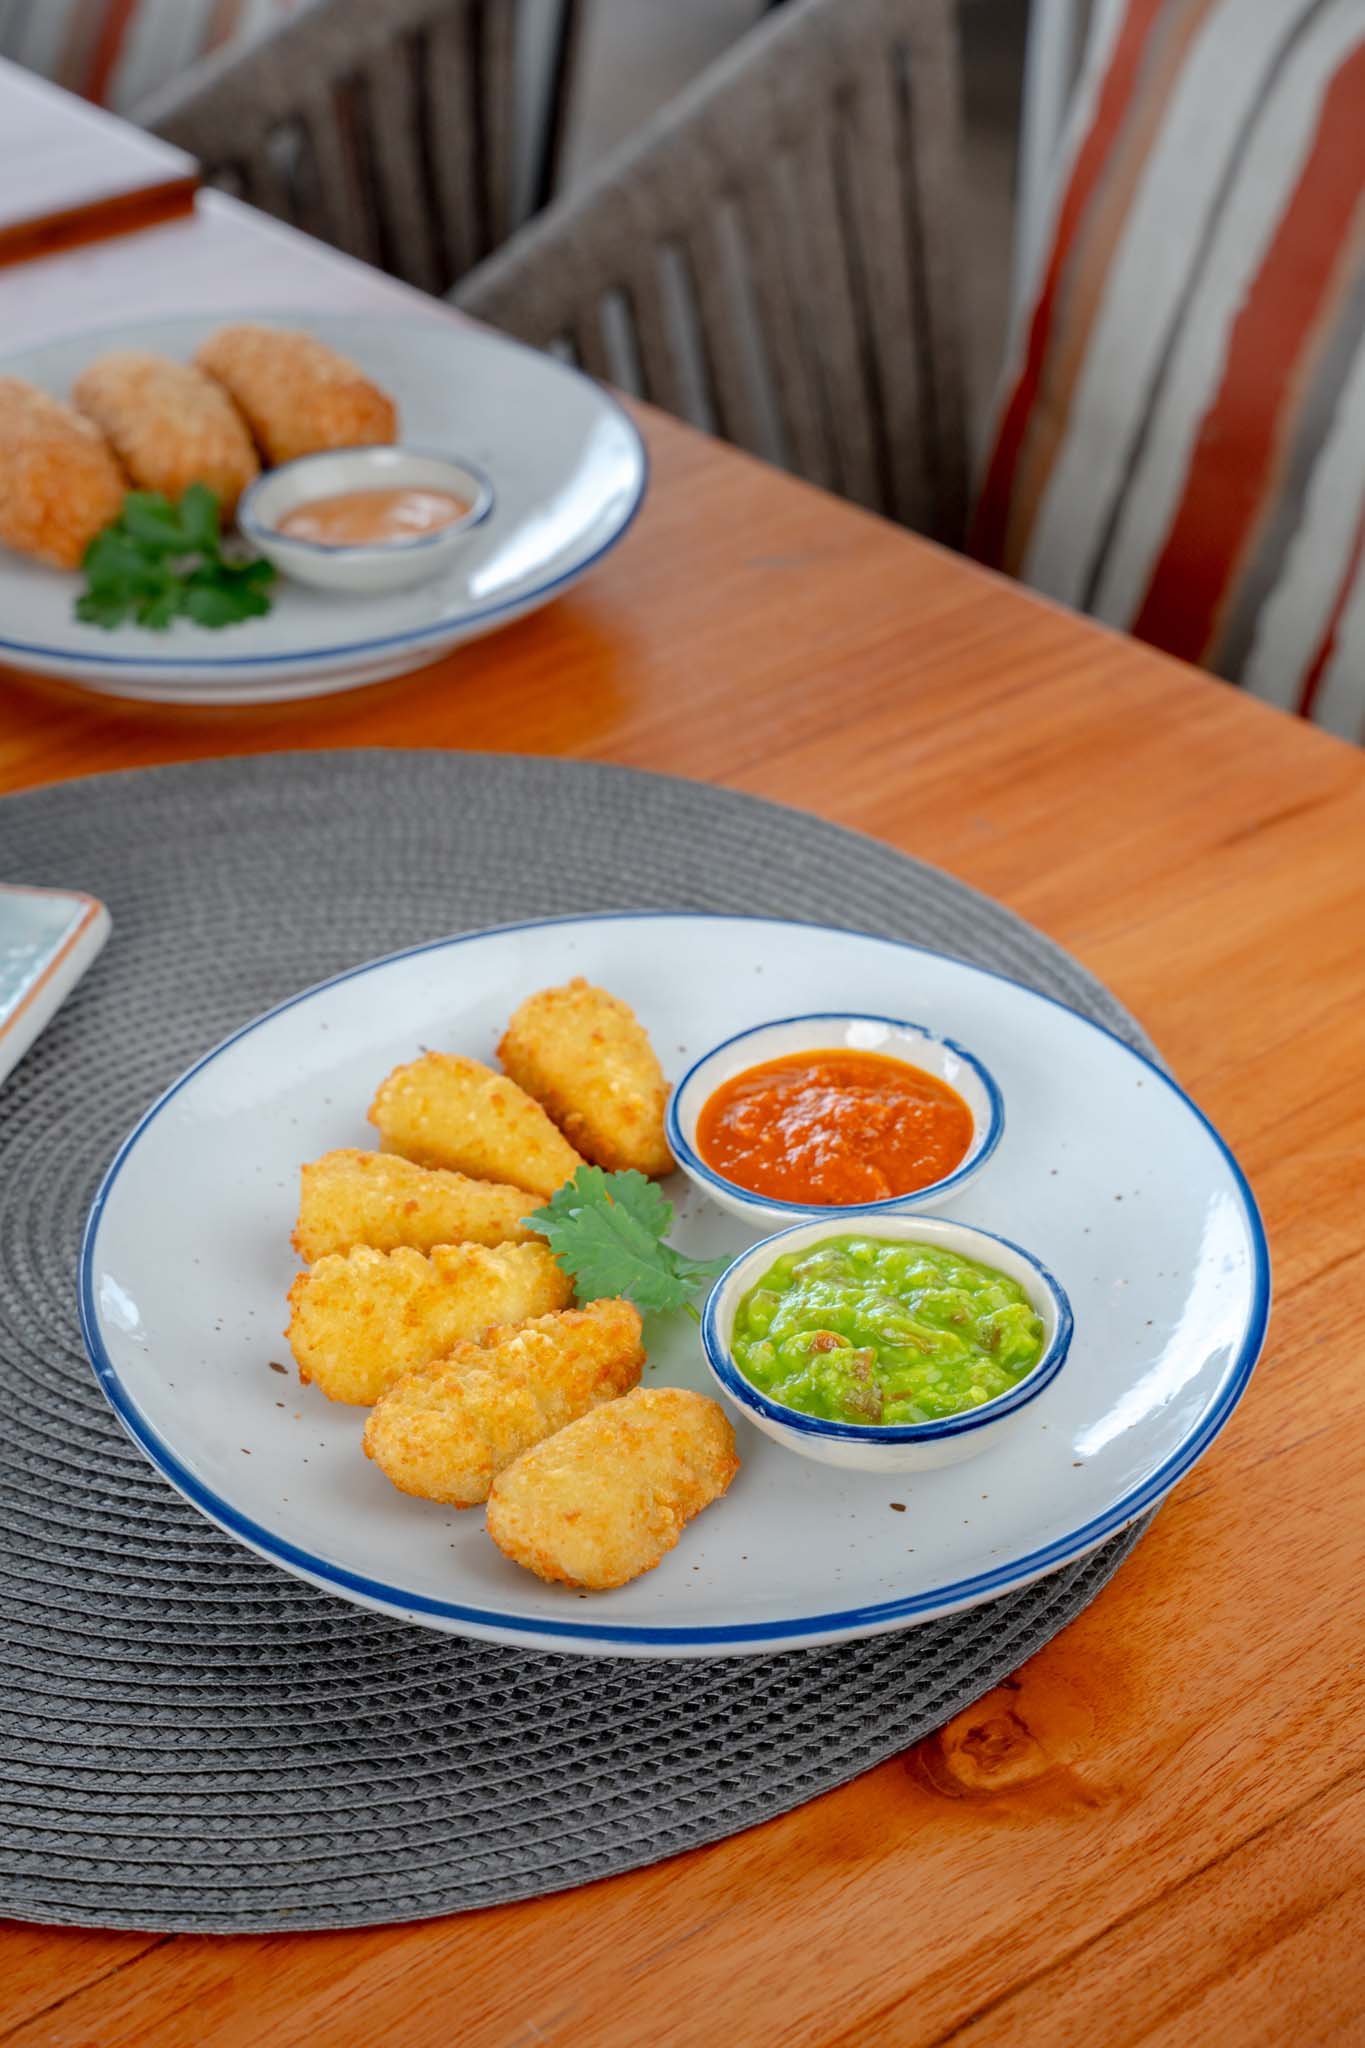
[
  {"xmin": 666, "ymin": 1011, "xmax": 1004, "ymax": 1227},
  {"xmin": 701, "ymin": 1213, "xmax": 1073, "ymax": 1474},
  {"xmin": 238, "ymin": 445, "xmax": 493, "ymax": 595}
]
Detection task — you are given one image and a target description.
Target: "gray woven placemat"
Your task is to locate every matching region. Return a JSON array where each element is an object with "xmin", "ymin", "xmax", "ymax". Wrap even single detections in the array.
[{"xmin": 0, "ymin": 750, "xmax": 1153, "ymax": 1934}]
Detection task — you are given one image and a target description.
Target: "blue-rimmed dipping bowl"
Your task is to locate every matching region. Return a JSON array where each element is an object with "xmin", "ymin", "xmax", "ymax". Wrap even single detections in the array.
[
  {"xmin": 701, "ymin": 1214, "xmax": 1073, "ymax": 1474},
  {"xmin": 667, "ymin": 1011, "xmax": 1004, "ymax": 1227},
  {"xmin": 239, "ymin": 445, "xmax": 494, "ymax": 595}
]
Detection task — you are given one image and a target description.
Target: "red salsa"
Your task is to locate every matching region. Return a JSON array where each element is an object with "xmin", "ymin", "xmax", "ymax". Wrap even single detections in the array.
[{"xmin": 696, "ymin": 1048, "xmax": 973, "ymax": 1205}]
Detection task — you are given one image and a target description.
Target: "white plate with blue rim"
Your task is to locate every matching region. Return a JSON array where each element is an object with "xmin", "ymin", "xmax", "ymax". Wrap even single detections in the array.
[
  {"xmin": 79, "ymin": 913, "xmax": 1269, "ymax": 1658},
  {"xmin": 0, "ymin": 313, "xmax": 646, "ymax": 705}
]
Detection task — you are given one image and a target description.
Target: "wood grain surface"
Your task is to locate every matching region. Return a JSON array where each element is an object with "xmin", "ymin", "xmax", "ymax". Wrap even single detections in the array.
[
  {"xmin": 2, "ymin": 170, "xmax": 1364, "ymax": 2048},
  {"xmin": 0, "ymin": 58, "xmax": 196, "ymax": 265}
]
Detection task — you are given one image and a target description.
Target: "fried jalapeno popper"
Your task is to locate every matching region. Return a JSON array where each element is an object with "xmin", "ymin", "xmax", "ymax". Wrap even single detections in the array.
[
  {"xmin": 286, "ymin": 1240, "xmax": 570, "ymax": 1405},
  {"xmin": 498, "ymin": 978, "xmax": 675, "ymax": 1178},
  {"xmin": 195, "ymin": 324, "xmax": 397, "ymax": 466},
  {"xmin": 0, "ymin": 378, "xmax": 126, "ymax": 569},
  {"xmin": 486, "ymin": 1387, "xmax": 739, "ymax": 1590},
  {"xmin": 369, "ymin": 1053, "xmax": 584, "ymax": 1199},
  {"xmin": 364, "ymin": 1297, "xmax": 645, "ymax": 1507},
  {"xmin": 73, "ymin": 350, "xmax": 259, "ymax": 514},
  {"xmin": 293, "ymin": 1149, "xmax": 540, "ymax": 1263}
]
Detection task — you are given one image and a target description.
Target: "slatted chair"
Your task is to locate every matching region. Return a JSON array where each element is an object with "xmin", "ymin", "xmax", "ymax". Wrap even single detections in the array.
[
  {"xmin": 137, "ymin": 0, "xmax": 583, "ymax": 298},
  {"xmin": 455, "ymin": 0, "xmax": 969, "ymax": 544}
]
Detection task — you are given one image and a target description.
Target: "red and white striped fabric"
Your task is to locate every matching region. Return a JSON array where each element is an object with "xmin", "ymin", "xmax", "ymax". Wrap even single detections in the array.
[
  {"xmin": 0, "ymin": 0, "xmax": 307, "ymax": 114},
  {"xmin": 973, "ymin": 0, "xmax": 1365, "ymax": 740}
]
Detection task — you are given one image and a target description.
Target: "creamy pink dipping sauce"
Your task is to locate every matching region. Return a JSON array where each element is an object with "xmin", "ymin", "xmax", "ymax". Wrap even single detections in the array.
[{"xmin": 277, "ymin": 487, "xmax": 469, "ymax": 547}]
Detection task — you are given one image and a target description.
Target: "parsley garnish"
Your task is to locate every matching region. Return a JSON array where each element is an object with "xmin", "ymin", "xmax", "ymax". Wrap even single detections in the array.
[
  {"xmin": 528, "ymin": 1166, "xmax": 730, "ymax": 1322},
  {"xmin": 75, "ymin": 485, "xmax": 275, "ymax": 632}
]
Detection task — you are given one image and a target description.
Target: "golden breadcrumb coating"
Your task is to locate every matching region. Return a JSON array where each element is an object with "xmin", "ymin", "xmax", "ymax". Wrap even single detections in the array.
[
  {"xmin": 369, "ymin": 1052, "xmax": 584, "ymax": 1199},
  {"xmin": 194, "ymin": 324, "xmax": 397, "ymax": 465},
  {"xmin": 486, "ymin": 1386, "xmax": 739, "ymax": 1590},
  {"xmin": 364, "ymin": 1297, "xmax": 645, "ymax": 1507},
  {"xmin": 293, "ymin": 1148, "xmax": 541, "ymax": 1263},
  {"xmin": 72, "ymin": 350, "xmax": 259, "ymax": 514},
  {"xmin": 0, "ymin": 377, "xmax": 125, "ymax": 570},
  {"xmin": 286, "ymin": 1240, "xmax": 570, "ymax": 1405},
  {"xmin": 498, "ymin": 978, "xmax": 675, "ymax": 1178}
]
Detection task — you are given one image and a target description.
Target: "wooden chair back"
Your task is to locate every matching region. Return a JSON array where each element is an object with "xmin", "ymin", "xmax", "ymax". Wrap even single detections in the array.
[
  {"xmin": 457, "ymin": 0, "xmax": 969, "ymax": 543},
  {"xmin": 141, "ymin": 0, "xmax": 582, "ymax": 297}
]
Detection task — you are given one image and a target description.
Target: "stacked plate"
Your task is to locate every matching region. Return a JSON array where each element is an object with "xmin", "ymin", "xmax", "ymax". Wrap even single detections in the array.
[{"xmin": 0, "ymin": 314, "xmax": 647, "ymax": 705}]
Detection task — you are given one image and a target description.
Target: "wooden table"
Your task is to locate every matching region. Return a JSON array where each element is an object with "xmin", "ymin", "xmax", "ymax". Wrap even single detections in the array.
[
  {"xmin": 4, "ymin": 182, "xmax": 1365, "ymax": 2048},
  {"xmin": 0, "ymin": 58, "xmax": 196, "ymax": 267}
]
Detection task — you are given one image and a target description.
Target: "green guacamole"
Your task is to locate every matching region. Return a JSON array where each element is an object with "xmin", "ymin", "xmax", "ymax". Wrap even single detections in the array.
[{"xmin": 731, "ymin": 1236, "xmax": 1045, "ymax": 1427}]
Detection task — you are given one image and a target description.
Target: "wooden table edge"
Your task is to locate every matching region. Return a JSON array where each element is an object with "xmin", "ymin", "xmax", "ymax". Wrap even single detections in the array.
[{"xmin": 0, "ymin": 174, "xmax": 200, "ymax": 271}]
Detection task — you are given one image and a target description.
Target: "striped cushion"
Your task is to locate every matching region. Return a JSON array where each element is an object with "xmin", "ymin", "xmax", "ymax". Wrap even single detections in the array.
[
  {"xmin": 0, "ymin": 0, "xmax": 308, "ymax": 114},
  {"xmin": 973, "ymin": 0, "xmax": 1365, "ymax": 740}
]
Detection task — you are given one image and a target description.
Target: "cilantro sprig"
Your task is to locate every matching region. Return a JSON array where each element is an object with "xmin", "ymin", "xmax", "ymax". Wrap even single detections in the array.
[
  {"xmin": 75, "ymin": 485, "xmax": 275, "ymax": 632},
  {"xmin": 528, "ymin": 1166, "xmax": 730, "ymax": 1322}
]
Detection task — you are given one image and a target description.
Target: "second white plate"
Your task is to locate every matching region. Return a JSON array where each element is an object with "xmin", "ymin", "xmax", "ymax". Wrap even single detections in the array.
[{"xmin": 0, "ymin": 312, "xmax": 646, "ymax": 704}]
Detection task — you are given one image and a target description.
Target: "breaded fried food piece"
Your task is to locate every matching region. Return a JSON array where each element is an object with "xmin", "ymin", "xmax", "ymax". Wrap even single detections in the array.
[
  {"xmin": 369, "ymin": 1053, "xmax": 584, "ymax": 1199},
  {"xmin": 286, "ymin": 1240, "xmax": 570, "ymax": 1405},
  {"xmin": 364, "ymin": 1297, "xmax": 645, "ymax": 1507},
  {"xmin": 195, "ymin": 324, "xmax": 397, "ymax": 465},
  {"xmin": 498, "ymin": 978, "xmax": 674, "ymax": 1178},
  {"xmin": 293, "ymin": 1148, "xmax": 541, "ymax": 1263},
  {"xmin": 73, "ymin": 350, "xmax": 259, "ymax": 514},
  {"xmin": 487, "ymin": 1386, "xmax": 739, "ymax": 1590},
  {"xmin": 0, "ymin": 378, "xmax": 125, "ymax": 569}
]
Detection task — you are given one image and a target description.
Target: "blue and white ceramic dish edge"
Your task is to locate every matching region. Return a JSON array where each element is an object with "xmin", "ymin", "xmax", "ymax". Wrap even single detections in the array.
[{"xmin": 0, "ymin": 884, "xmax": 110, "ymax": 1088}]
